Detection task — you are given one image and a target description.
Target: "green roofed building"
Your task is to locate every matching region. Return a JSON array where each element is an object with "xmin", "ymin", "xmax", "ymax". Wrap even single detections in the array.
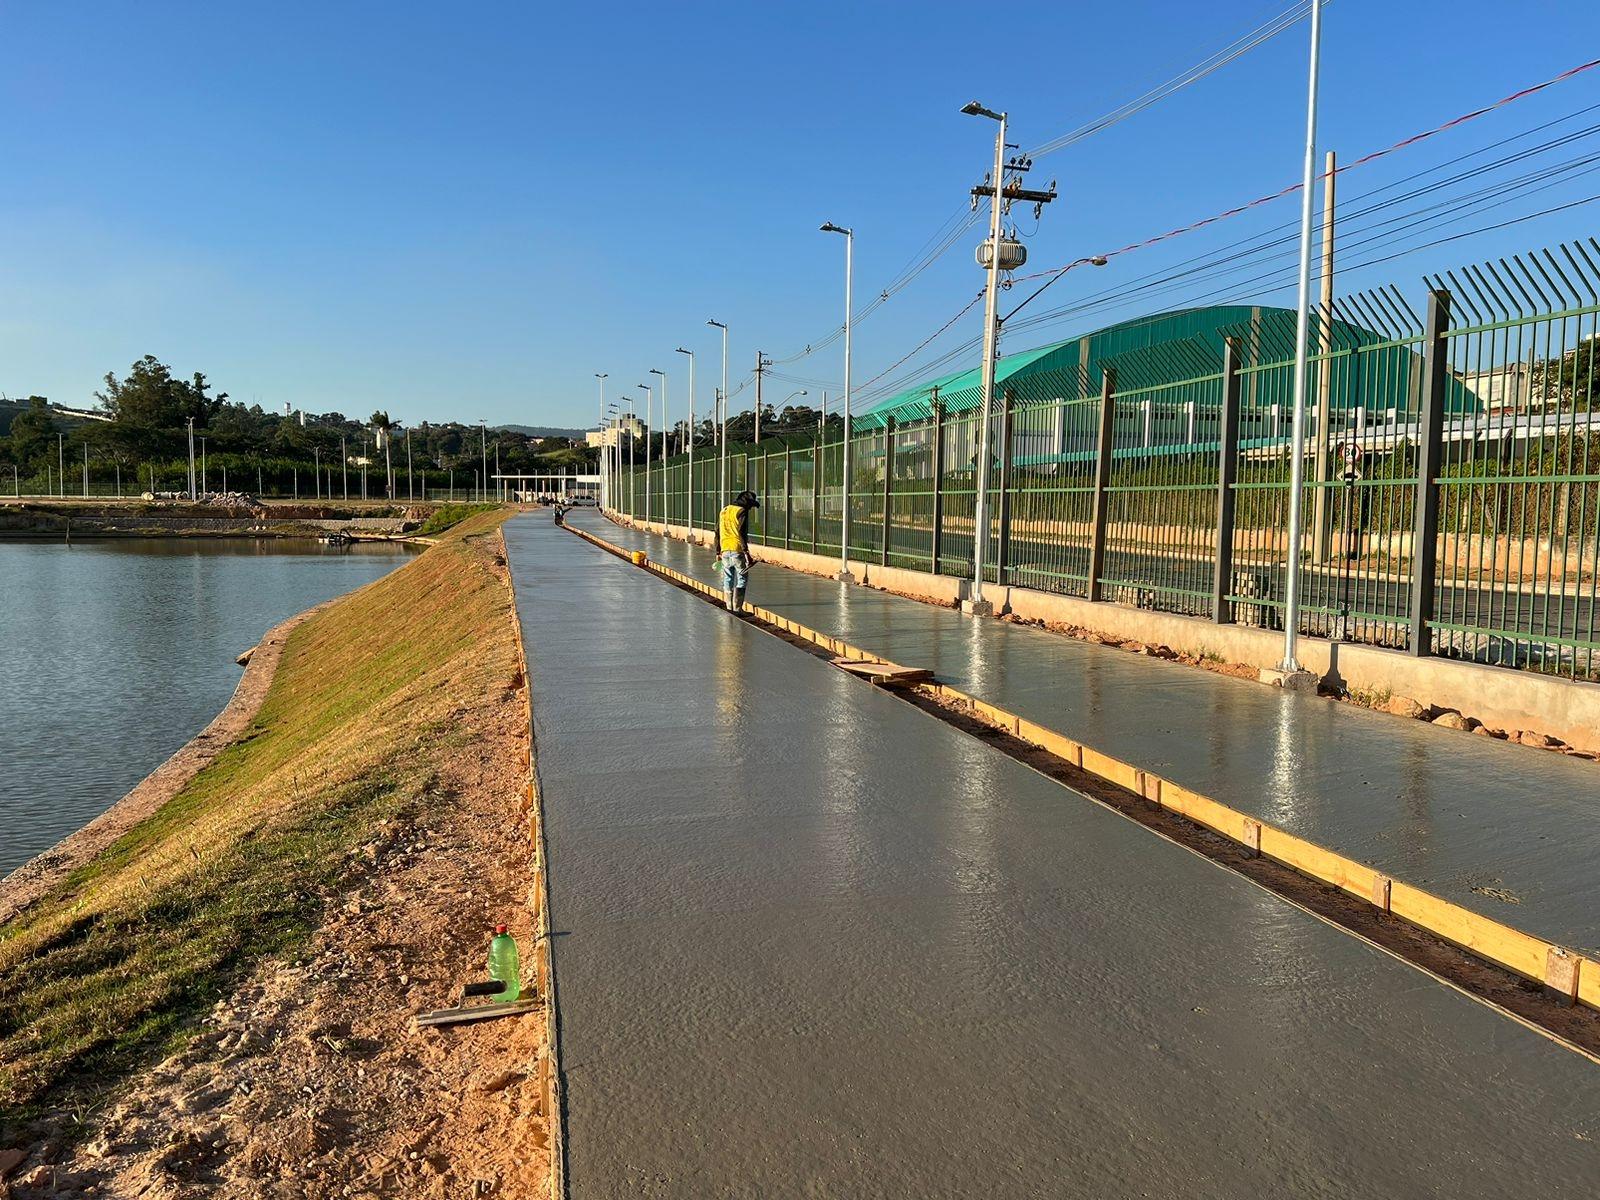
[{"xmin": 853, "ymin": 303, "xmax": 1473, "ymax": 469}]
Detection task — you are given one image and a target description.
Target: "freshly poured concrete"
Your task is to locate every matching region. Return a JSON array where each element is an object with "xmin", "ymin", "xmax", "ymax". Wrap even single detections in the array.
[
  {"xmin": 580, "ymin": 511, "xmax": 1600, "ymax": 957},
  {"xmin": 508, "ymin": 514, "xmax": 1599, "ymax": 1198}
]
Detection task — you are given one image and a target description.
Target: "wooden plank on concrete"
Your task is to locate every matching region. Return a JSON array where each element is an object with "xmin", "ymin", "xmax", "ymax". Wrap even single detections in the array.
[{"xmin": 831, "ymin": 659, "xmax": 933, "ymax": 686}]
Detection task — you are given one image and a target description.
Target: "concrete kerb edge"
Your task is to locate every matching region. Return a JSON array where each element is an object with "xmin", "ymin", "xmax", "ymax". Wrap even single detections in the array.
[
  {"xmin": 580, "ymin": 517, "xmax": 1600, "ymax": 1016},
  {"xmin": 500, "ymin": 529, "xmax": 567, "ymax": 1199},
  {"xmin": 606, "ymin": 512, "xmax": 1600, "ymax": 756}
]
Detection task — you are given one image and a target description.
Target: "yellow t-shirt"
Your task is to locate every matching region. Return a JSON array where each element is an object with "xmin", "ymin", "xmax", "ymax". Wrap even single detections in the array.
[{"xmin": 718, "ymin": 504, "xmax": 747, "ymax": 552}]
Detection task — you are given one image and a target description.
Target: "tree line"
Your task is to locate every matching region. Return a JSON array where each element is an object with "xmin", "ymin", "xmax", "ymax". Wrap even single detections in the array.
[{"xmin": 0, "ymin": 355, "xmax": 599, "ymax": 499}]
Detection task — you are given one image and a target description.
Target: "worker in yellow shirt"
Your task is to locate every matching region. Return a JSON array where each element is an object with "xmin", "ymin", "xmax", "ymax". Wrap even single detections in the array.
[{"xmin": 716, "ymin": 490, "xmax": 760, "ymax": 612}]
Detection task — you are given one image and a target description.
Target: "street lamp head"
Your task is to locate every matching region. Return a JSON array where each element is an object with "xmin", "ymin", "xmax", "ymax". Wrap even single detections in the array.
[
  {"xmin": 675, "ymin": 346, "xmax": 692, "ymax": 356},
  {"xmin": 820, "ymin": 222, "xmax": 851, "ymax": 236},
  {"xmin": 961, "ymin": 100, "xmax": 1003, "ymax": 121},
  {"xmin": 649, "ymin": 367, "xmax": 664, "ymax": 377},
  {"xmin": 595, "ymin": 372, "xmax": 608, "ymax": 379},
  {"xmin": 707, "ymin": 318, "xmax": 726, "ymax": 330}
]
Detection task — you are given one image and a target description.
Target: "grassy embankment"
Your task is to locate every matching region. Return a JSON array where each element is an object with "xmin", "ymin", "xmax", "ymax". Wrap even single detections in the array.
[
  {"xmin": 0, "ymin": 510, "xmax": 517, "ymax": 1123},
  {"xmin": 414, "ymin": 502, "xmax": 502, "ymax": 537}
]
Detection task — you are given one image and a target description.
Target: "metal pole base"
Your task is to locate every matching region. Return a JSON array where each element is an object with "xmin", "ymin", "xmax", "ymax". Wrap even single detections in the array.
[
  {"xmin": 836, "ymin": 570, "xmax": 856, "ymax": 584},
  {"xmin": 960, "ymin": 598, "xmax": 995, "ymax": 618}
]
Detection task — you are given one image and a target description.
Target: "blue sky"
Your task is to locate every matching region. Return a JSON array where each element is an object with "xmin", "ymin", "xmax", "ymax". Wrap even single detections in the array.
[{"xmin": 3, "ymin": 0, "xmax": 1598, "ymax": 429}]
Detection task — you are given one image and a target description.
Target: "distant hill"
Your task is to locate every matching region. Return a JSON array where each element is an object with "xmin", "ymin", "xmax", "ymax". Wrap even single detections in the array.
[{"xmin": 495, "ymin": 424, "xmax": 589, "ymax": 439}]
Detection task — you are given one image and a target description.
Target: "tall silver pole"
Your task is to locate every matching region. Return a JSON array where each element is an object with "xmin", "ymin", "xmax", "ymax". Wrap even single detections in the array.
[
  {"xmin": 676, "ymin": 349, "xmax": 696, "ymax": 532},
  {"xmin": 187, "ymin": 418, "xmax": 196, "ymax": 499},
  {"xmin": 840, "ymin": 230, "xmax": 854, "ymax": 582},
  {"xmin": 969, "ymin": 111, "xmax": 1008, "ymax": 615},
  {"xmin": 709, "ymin": 320, "xmax": 729, "ymax": 509},
  {"xmin": 687, "ymin": 353, "xmax": 695, "ymax": 527},
  {"xmin": 480, "ymin": 421, "xmax": 488, "ymax": 504},
  {"xmin": 1279, "ymin": 0, "xmax": 1323, "ymax": 675},
  {"xmin": 639, "ymin": 384, "xmax": 652, "ymax": 526}
]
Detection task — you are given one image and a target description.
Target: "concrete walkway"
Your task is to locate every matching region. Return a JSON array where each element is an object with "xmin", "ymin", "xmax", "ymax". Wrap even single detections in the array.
[
  {"xmin": 578, "ymin": 510, "xmax": 1600, "ymax": 958},
  {"xmin": 507, "ymin": 513, "xmax": 1598, "ymax": 1198}
]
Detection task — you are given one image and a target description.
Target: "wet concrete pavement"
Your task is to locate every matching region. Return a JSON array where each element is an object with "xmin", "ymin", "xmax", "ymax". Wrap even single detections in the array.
[
  {"xmin": 507, "ymin": 513, "xmax": 1600, "ymax": 1198},
  {"xmin": 578, "ymin": 510, "xmax": 1600, "ymax": 957}
]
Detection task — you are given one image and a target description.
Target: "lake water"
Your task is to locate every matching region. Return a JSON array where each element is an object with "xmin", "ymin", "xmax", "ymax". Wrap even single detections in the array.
[{"xmin": 0, "ymin": 539, "xmax": 416, "ymax": 876}]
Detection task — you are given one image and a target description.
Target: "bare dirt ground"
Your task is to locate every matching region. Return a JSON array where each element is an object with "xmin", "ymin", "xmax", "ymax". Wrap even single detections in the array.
[{"xmin": 2, "ymin": 541, "xmax": 550, "ymax": 1200}]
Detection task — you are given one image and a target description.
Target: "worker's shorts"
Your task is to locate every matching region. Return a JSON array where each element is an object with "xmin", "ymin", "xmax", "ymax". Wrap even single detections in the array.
[{"xmin": 719, "ymin": 551, "xmax": 750, "ymax": 589}]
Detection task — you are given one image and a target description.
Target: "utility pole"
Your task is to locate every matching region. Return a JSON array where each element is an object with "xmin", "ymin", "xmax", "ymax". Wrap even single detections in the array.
[
  {"xmin": 342, "ymin": 434, "xmax": 348, "ymax": 500},
  {"xmin": 187, "ymin": 418, "xmax": 197, "ymax": 499},
  {"xmin": 407, "ymin": 428, "xmax": 414, "ymax": 501},
  {"xmin": 82, "ymin": 443, "xmax": 88, "ymax": 497},
  {"xmin": 754, "ymin": 351, "xmax": 771, "ymax": 445},
  {"xmin": 1278, "ymin": 0, "xmax": 1325, "ymax": 681},
  {"xmin": 480, "ymin": 420, "xmax": 488, "ymax": 503},
  {"xmin": 961, "ymin": 100, "xmax": 1056, "ymax": 615},
  {"xmin": 57, "ymin": 433, "xmax": 64, "ymax": 497},
  {"xmin": 315, "ymin": 446, "xmax": 322, "ymax": 500}
]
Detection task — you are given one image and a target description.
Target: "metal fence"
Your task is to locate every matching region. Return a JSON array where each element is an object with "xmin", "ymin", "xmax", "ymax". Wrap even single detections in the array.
[{"xmin": 616, "ymin": 239, "xmax": 1600, "ymax": 681}]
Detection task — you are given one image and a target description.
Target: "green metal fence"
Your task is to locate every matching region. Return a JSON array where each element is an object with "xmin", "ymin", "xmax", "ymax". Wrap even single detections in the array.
[{"xmin": 614, "ymin": 239, "xmax": 1600, "ymax": 681}]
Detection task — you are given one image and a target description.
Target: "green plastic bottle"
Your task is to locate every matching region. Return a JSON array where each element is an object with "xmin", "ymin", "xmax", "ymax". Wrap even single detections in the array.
[{"xmin": 487, "ymin": 924, "xmax": 522, "ymax": 1002}]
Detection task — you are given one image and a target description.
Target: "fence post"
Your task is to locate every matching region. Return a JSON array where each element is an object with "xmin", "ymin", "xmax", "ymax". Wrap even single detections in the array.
[
  {"xmin": 930, "ymin": 396, "xmax": 946, "ymax": 574},
  {"xmin": 996, "ymin": 389, "xmax": 1015, "ymax": 585},
  {"xmin": 1087, "ymin": 367, "xmax": 1117, "ymax": 603},
  {"xmin": 881, "ymin": 417, "xmax": 894, "ymax": 565},
  {"xmin": 811, "ymin": 437, "xmax": 821, "ymax": 555},
  {"xmin": 1409, "ymin": 288, "xmax": 1451, "ymax": 657},
  {"xmin": 1213, "ymin": 338, "xmax": 1243, "ymax": 624},
  {"xmin": 785, "ymin": 442, "xmax": 794, "ymax": 549}
]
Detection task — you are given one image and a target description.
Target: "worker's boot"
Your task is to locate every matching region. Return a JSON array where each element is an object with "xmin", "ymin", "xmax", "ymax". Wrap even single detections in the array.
[
  {"xmin": 733, "ymin": 586, "xmax": 746, "ymax": 613},
  {"xmin": 724, "ymin": 586, "xmax": 738, "ymax": 612}
]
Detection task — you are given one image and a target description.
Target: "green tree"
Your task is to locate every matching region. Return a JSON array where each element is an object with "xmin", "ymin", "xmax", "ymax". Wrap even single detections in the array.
[
  {"xmin": 6, "ymin": 398, "xmax": 56, "ymax": 466},
  {"xmin": 96, "ymin": 356, "xmax": 228, "ymax": 458}
]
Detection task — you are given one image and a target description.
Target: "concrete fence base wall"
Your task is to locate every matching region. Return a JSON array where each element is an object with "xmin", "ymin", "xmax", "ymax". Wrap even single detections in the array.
[{"xmin": 622, "ymin": 515, "xmax": 1600, "ymax": 755}]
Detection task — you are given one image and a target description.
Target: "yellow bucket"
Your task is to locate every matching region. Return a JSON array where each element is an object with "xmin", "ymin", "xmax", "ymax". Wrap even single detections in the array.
[{"xmin": 631, "ymin": 551, "xmax": 648, "ymax": 566}]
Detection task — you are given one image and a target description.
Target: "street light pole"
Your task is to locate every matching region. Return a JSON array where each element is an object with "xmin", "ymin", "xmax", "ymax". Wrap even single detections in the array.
[
  {"xmin": 1278, "ymin": 0, "xmax": 1325, "ymax": 680},
  {"xmin": 480, "ymin": 420, "xmax": 488, "ymax": 504},
  {"xmin": 820, "ymin": 223, "xmax": 855, "ymax": 582},
  {"xmin": 675, "ymin": 348, "xmax": 696, "ymax": 533},
  {"xmin": 187, "ymin": 418, "xmax": 196, "ymax": 499},
  {"xmin": 627, "ymin": 385, "xmax": 646, "ymax": 524},
  {"xmin": 650, "ymin": 368, "xmax": 667, "ymax": 526},
  {"xmin": 708, "ymin": 319, "xmax": 729, "ymax": 509},
  {"xmin": 963, "ymin": 101, "xmax": 1008, "ymax": 617}
]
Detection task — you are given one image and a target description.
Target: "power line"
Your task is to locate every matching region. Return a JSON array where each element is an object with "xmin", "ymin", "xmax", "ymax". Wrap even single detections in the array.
[
  {"xmin": 852, "ymin": 67, "xmax": 1600, "ymax": 402},
  {"xmin": 1026, "ymin": 1, "xmax": 1316, "ymax": 158}
]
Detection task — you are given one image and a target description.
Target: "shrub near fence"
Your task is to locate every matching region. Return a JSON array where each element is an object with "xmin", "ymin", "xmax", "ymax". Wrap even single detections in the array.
[{"xmin": 618, "ymin": 240, "xmax": 1600, "ymax": 681}]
